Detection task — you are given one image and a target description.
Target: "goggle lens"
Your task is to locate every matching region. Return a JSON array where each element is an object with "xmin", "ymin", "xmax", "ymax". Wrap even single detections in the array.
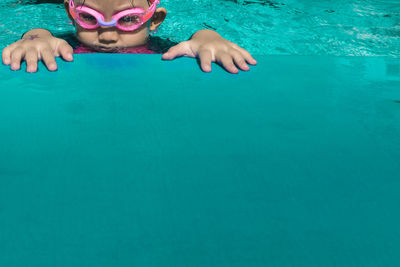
[
  {"xmin": 69, "ymin": 0, "xmax": 161, "ymax": 31},
  {"xmin": 77, "ymin": 11, "xmax": 143, "ymax": 30},
  {"xmin": 118, "ymin": 15, "xmax": 142, "ymax": 28},
  {"xmin": 78, "ymin": 12, "xmax": 98, "ymax": 26}
]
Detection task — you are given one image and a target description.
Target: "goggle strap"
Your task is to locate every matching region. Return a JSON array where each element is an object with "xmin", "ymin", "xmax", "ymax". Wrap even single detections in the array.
[
  {"xmin": 142, "ymin": 12, "xmax": 151, "ymax": 23},
  {"xmin": 69, "ymin": 0, "xmax": 77, "ymax": 20},
  {"xmin": 143, "ymin": 0, "xmax": 159, "ymax": 22}
]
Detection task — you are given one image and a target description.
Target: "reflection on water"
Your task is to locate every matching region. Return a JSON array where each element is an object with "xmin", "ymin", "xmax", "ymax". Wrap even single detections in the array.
[
  {"xmin": 0, "ymin": 0, "xmax": 399, "ymax": 56},
  {"xmin": 7, "ymin": 0, "xmax": 63, "ymax": 4}
]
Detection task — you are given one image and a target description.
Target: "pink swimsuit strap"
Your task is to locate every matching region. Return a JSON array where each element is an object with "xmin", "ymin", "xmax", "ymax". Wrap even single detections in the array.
[{"xmin": 74, "ymin": 44, "xmax": 159, "ymax": 54}]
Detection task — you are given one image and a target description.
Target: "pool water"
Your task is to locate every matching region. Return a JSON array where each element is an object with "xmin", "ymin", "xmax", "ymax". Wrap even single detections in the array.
[
  {"xmin": 0, "ymin": 0, "xmax": 399, "ymax": 56},
  {"xmin": 1, "ymin": 2, "xmax": 400, "ymax": 267}
]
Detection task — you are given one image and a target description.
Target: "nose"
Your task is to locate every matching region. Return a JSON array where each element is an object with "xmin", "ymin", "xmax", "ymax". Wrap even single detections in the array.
[{"xmin": 98, "ymin": 28, "xmax": 119, "ymax": 44}]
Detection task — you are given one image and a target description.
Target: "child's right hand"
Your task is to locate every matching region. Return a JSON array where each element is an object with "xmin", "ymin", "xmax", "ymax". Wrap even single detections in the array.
[{"xmin": 2, "ymin": 28, "xmax": 73, "ymax": 73}]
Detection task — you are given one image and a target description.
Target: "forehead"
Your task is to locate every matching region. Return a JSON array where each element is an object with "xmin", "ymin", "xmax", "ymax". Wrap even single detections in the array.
[{"xmin": 79, "ymin": 0, "xmax": 148, "ymax": 12}]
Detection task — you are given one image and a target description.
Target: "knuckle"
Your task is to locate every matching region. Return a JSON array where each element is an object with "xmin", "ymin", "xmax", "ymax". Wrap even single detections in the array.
[
  {"xmin": 237, "ymin": 60, "xmax": 245, "ymax": 66},
  {"xmin": 58, "ymin": 39, "xmax": 68, "ymax": 46},
  {"xmin": 173, "ymin": 41, "xmax": 187, "ymax": 50},
  {"xmin": 242, "ymin": 49, "xmax": 252, "ymax": 57},
  {"xmin": 26, "ymin": 59, "xmax": 37, "ymax": 65},
  {"xmin": 179, "ymin": 41, "xmax": 191, "ymax": 51},
  {"xmin": 231, "ymin": 42, "xmax": 241, "ymax": 50},
  {"xmin": 25, "ymin": 51, "xmax": 38, "ymax": 59},
  {"xmin": 235, "ymin": 56, "xmax": 245, "ymax": 63},
  {"xmin": 20, "ymin": 43, "xmax": 41, "ymax": 53},
  {"xmin": 59, "ymin": 39, "xmax": 72, "ymax": 50},
  {"xmin": 41, "ymin": 48, "xmax": 53, "ymax": 56},
  {"xmin": 228, "ymin": 47, "xmax": 240, "ymax": 55},
  {"xmin": 199, "ymin": 43, "xmax": 214, "ymax": 51},
  {"xmin": 26, "ymin": 57, "xmax": 35, "ymax": 63},
  {"xmin": 199, "ymin": 48, "xmax": 210, "ymax": 55},
  {"xmin": 26, "ymin": 47, "xmax": 37, "ymax": 54},
  {"xmin": 2, "ymin": 47, "xmax": 10, "ymax": 54},
  {"xmin": 221, "ymin": 52, "xmax": 231, "ymax": 60},
  {"xmin": 180, "ymin": 40, "xmax": 190, "ymax": 46},
  {"xmin": 34, "ymin": 41, "xmax": 50, "ymax": 50},
  {"xmin": 11, "ymin": 49, "xmax": 23, "ymax": 58},
  {"xmin": 243, "ymin": 52, "xmax": 252, "ymax": 59}
]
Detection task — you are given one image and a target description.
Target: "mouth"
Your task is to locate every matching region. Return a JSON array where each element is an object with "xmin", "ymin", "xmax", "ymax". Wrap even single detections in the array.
[{"xmin": 95, "ymin": 46, "xmax": 120, "ymax": 52}]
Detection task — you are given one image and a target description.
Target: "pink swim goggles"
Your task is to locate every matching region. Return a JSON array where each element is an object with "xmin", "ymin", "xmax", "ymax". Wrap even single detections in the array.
[{"xmin": 68, "ymin": 0, "xmax": 160, "ymax": 32}]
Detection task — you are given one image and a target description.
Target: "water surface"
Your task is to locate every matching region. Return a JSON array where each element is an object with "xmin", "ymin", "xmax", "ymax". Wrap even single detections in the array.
[{"xmin": 0, "ymin": 0, "xmax": 399, "ymax": 56}]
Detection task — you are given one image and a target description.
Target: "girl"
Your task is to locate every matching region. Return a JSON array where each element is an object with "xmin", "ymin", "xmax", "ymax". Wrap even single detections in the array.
[{"xmin": 2, "ymin": 0, "xmax": 257, "ymax": 73}]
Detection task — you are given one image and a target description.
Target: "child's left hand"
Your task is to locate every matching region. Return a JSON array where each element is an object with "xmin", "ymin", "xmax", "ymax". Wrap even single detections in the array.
[{"xmin": 162, "ymin": 29, "xmax": 257, "ymax": 74}]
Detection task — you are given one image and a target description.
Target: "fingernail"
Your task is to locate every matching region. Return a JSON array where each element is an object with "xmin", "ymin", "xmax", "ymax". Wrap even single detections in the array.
[
  {"xmin": 204, "ymin": 65, "xmax": 211, "ymax": 72},
  {"xmin": 11, "ymin": 64, "xmax": 18, "ymax": 70}
]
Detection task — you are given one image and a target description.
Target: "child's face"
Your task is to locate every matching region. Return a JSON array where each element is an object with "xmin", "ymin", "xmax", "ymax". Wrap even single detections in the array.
[{"xmin": 66, "ymin": 0, "xmax": 166, "ymax": 52}]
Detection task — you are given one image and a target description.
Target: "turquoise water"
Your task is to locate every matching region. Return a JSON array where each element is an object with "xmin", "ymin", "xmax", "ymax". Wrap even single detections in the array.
[
  {"xmin": 0, "ymin": 0, "xmax": 399, "ymax": 56},
  {"xmin": 1, "ymin": 2, "xmax": 400, "ymax": 267},
  {"xmin": 1, "ymin": 54, "xmax": 400, "ymax": 267}
]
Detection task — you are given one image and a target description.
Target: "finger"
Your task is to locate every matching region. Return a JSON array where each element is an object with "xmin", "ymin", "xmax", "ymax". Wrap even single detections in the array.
[
  {"xmin": 216, "ymin": 52, "xmax": 239, "ymax": 74},
  {"xmin": 40, "ymin": 48, "xmax": 57, "ymax": 71},
  {"xmin": 231, "ymin": 43, "xmax": 257, "ymax": 65},
  {"xmin": 230, "ymin": 49, "xmax": 250, "ymax": 71},
  {"xmin": 25, "ymin": 48, "xmax": 38, "ymax": 73},
  {"xmin": 198, "ymin": 49, "xmax": 213, "ymax": 72},
  {"xmin": 162, "ymin": 41, "xmax": 193, "ymax": 60},
  {"xmin": 57, "ymin": 40, "xmax": 73, "ymax": 61},
  {"xmin": 2, "ymin": 47, "xmax": 11, "ymax": 65},
  {"xmin": 2, "ymin": 42, "xmax": 19, "ymax": 65},
  {"xmin": 10, "ymin": 47, "xmax": 25, "ymax": 71}
]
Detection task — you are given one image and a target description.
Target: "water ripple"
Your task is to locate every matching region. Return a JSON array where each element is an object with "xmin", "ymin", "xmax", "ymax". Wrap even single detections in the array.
[{"xmin": 0, "ymin": 0, "xmax": 399, "ymax": 57}]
